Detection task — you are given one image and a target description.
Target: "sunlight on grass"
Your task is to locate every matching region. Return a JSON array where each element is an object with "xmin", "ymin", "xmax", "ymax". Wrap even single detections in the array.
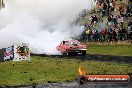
[{"xmin": 87, "ymin": 45, "xmax": 132, "ymax": 56}]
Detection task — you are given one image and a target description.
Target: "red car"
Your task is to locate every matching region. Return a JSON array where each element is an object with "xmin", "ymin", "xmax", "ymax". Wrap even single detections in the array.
[{"xmin": 56, "ymin": 40, "xmax": 87, "ymax": 55}]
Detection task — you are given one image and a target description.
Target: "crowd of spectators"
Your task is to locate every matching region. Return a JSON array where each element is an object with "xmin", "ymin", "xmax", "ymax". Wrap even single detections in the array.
[{"xmin": 77, "ymin": 0, "xmax": 132, "ymax": 41}]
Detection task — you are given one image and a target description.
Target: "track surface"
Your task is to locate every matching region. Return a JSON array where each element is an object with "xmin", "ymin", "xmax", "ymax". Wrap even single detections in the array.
[
  {"xmin": 45, "ymin": 54, "xmax": 132, "ymax": 64},
  {"xmin": 1, "ymin": 54, "xmax": 132, "ymax": 88},
  {"xmin": 2, "ymin": 81, "xmax": 132, "ymax": 88},
  {"xmin": 78, "ymin": 54, "xmax": 132, "ymax": 64}
]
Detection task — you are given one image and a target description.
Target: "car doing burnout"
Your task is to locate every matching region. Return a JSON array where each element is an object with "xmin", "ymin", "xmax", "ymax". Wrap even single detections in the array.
[{"xmin": 56, "ymin": 40, "xmax": 87, "ymax": 55}]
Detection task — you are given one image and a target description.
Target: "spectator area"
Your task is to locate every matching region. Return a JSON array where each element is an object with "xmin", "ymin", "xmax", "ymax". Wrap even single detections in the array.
[{"xmin": 77, "ymin": 0, "xmax": 132, "ymax": 42}]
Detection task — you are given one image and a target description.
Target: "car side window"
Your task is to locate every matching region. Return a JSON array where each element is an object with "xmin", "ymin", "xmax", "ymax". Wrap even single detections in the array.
[
  {"xmin": 63, "ymin": 41, "xmax": 65, "ymax": 45},
  {"xmin": 60, "ymin": 42, "xmax": 63, "ymax": 45},
  {"xmin": 60, "ymin": 41, "xmax": 65, "ymax": 45}
]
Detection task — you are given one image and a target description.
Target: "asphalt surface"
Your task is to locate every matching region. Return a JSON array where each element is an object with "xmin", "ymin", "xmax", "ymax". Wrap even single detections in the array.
[
  {"xmin": 2, "ymin": 81, "xmax": 132, "ymax": 88},
  {"xmin": 1, "ymin": 54, "xmax": 132, "ymax": 88},
  {"xmin": 81, "ymin": 54, "xmax": 132, "ymax": 64},
  {"xmin": 48, "ymin": 54, "xmax": 132, "ymax": 64}
]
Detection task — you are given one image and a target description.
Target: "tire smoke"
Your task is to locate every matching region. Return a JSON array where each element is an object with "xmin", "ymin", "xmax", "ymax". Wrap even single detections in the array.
[{"xmin": 0, "ymin": 0, "xmax": 94, "ymax": 55}]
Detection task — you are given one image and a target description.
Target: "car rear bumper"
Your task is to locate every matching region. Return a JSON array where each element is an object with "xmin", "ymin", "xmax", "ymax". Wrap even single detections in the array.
[{"xmin": 68, "ymin": 49, "xmax": 87, "ymax": 53}]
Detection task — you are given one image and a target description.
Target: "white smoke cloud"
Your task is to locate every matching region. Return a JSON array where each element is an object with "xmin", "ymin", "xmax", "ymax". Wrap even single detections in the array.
[{"xmin": 0, "ymin": 0, "xmax": 94, "ymax": 55}]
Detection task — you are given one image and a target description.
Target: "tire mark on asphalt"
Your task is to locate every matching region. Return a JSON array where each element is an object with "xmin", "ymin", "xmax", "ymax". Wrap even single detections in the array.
[
  {"xmin": 46, "ymin": 54, "xmax": 132, "ymax": 64},
  {"xmin": 3, "ymin": 81, "xmax": 132, "ymax": 88}
]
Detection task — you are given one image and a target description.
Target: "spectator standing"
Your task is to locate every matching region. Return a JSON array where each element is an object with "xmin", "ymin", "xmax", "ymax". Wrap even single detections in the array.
[
  {"xmin": 93, "ymin": 15, "xmax": 98, "ymax": 24},
  {"xmin": 102, "ymin": 9, "xmax": 105, "ymax": 17},
  {"xmin": 113, "ymin": 14, "xmax": 117, "ymax": 26},
  {"xmin": 108, "ymin": 27, "xmax": 113, "ymax": 41},
  {"xmin": 90, "ymin": 16, "xmax": 94, "ymax": 27},
  {"xmin": 119, "ymin": 5, "xmax": 125, "ymax": 16},
  {"xmin": 107, "ymin": 16, "xmax": 111, "ymax": 25},
  {"xmin": 128, "ymin": 21, "xmax": 132, "ymax": 39},
  {"xmin": 111, "ymin": 14, "xmax": 114, "ymax": 25},
  {"xmin": 121, "ymin": 28, "xmax": 127, "ymax": 40},
  {"xmin": 112, "ymin": 0, "xmax": 116, "ymax": 9},
  {"xmin": 125, "ymin": 5, "xmax": 131, "ymax": 17},
  {"xmin": 85, "ymin": 29, "xmax": 92, "ymax": 41},
  {"xmin": 107, "ymin": 1, "xmax": 111, "ymax": 16},
  {"xmin": 103, "ymin": 2, "xmax": 107, "ymax": 10},
  {"xmin": 109, "ymin": 27, "xmax": 113, "ymax": 34},
  {"xmin": 117, "ymin": 15, "xmax": 121, "ymax": 26},
  {"xmin": 109, "ymin": 1, "xmax": 113, "ymax": 12},
  {"xmin": 120, "ymin": 16, "xmax": 124, "ymax": 29},
  {"xmin": 97, "ymin": 8, "xmax": 101, "ymax": 17},
  {"xmin": 113, "ymin": 29, "xmax": 118, "ymax": 41},
  {"xmin": 101, "ymin": 28, "xmax": 108, "ymax": 41}
]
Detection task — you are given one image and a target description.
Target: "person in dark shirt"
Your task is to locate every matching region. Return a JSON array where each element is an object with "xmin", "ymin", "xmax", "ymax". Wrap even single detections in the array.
[
  {"xmin": 125, "ymin": 6, "xmax": 131, "ymax": 17},
  {"xmin": 107, "ymin": 16, "xmax": 111, "ymax": 25},
  {"xmin": 102, "ymin": 9, "xmax": 106, "ymax": 17},
  {"xmin": 94, "ymin": 15, "xmax": 98, "ymax": 23},
  {"xmin": 97, "ymin": 8, "xmax": 101, "ymax": 17},
  {"xmin": 107, "ymin": 1, "xmax": 111, "ymax": 16}
]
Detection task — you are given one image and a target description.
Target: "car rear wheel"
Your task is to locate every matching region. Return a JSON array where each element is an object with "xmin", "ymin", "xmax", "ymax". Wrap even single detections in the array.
[
  {"xmin": 82, "ymin": 51, "xmax": 86, "ymax": 55},
  {"xmin": 63, "ymin": 52, "xmax": 69, "ymax": 56}
]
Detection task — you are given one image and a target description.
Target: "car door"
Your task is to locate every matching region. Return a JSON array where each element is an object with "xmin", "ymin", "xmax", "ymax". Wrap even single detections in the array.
[
  {"xmin": 61, "ymin": 41, "xmax": 68, "ymax": 52},
  {"xmin": 58, "ymin": 41, "xmax": 65, "ymax": 52}
]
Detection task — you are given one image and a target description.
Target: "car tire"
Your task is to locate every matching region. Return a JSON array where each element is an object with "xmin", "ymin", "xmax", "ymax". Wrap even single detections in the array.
[
  {"xmin": 63, "ymin": 52, "xmax": 69, "ymax": 56},
  {"xmin": 82, "ymin": 51, "xmax": 86, "ymax": 55}
]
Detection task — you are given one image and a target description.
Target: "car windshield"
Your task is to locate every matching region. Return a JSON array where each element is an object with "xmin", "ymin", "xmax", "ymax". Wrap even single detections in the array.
[{"xmin": 65, "ymin": 41, "xmax": 80, "ymax": 46}]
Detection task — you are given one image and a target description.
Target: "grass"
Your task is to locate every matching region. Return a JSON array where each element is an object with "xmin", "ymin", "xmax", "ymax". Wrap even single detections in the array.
[
  {"xmin": 87, "ymin": 44, "xmax": 132, "ymax": 56},
  {"xmin": 0, "ymin": 56, "xmax": 132, "ymax": 86}
]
